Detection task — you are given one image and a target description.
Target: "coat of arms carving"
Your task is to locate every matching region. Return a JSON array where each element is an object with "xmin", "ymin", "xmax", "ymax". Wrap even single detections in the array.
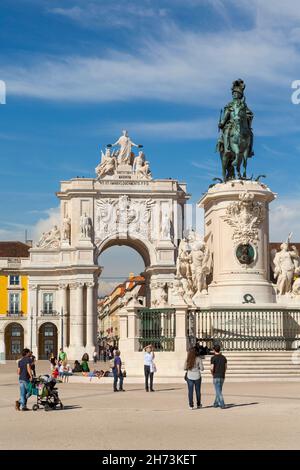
[{"xmin": 223, "ymin": 191, "xmax": 265, "ymax": 245}]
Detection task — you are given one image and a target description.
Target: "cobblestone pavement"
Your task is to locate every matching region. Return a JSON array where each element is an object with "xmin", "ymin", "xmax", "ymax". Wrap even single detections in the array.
[{"xmin": 1, "ymin": 361, "xmax": 300, "ymax": 450}]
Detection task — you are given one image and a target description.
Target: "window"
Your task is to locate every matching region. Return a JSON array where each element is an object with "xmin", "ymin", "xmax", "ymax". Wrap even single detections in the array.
[
  {"xmin": 9, "ymin": 293, "xmax": 20, "ymax": 314},
  {"xmin": 11, "ymin": 324, "xmax": 22, "ymax": 337},
  {"xmin": 9, "ymin": 275, "xmax": 20, "ymax": 286},
  {"xmin": 44, "ymin": 324, "xmax": 54, "ymax": 337},
  {"xmin": 43, "ymin": 293, "xmax": 54, "ymax": 314}
]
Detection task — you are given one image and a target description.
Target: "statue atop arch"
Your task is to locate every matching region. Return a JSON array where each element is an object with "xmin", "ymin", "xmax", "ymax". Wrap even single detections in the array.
[
  {"xmin": 216, "ymin": 79, "xmax": 254, "ymax": 181},
  {"xmin": 95, "ymin": 130, "xmax": 152, "ymax": 180}
]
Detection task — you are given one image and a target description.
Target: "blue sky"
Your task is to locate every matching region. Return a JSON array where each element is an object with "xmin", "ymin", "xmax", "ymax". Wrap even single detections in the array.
[{"xmin": 1, "ymin": 0, "xmax": 300, "ymax": 289}]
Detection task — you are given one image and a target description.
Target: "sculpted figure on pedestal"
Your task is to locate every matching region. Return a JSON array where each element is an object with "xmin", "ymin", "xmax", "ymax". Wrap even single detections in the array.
[
  {"xmin": 272, "ymin": 242, "xmax": 300, "ymax": 295},
  {"xmin": 191, "ymin": 241, "xmax": 211, "ymax": 294},
  {"xmin": 175, "ymin": 230, "xmax": 212, "ymax": 302},
  {"xmin": 112, "ymin": 130, "xmax": 140, "ymax": 165},
  {"xmin": 62, "ymin": 216, "xmax": 71, "ymax": 242},
  {"xmin": 95, "ymin": 148, "xmax": 117, "ymax": 178},
  {"xmin": 161, "ymin": 211, "xmax": 172, "ymax": 240},
  {"xmin": 151, "ymin": 282, "xmax": 168, "ymax": 307},
  {"xmin": 176, "ymin": 236, "xmax": 193, "ymax": 281},
  {"xmin": 216, "ymin": 79, "xmax": 254, "ymax": 181},
  {"xmin": 80, "ymin": 213, "xmax": 92, "ymax": 239},
  {"xmin": 36, "ymin": 225, "xmax": 61, "ymax": 249}
]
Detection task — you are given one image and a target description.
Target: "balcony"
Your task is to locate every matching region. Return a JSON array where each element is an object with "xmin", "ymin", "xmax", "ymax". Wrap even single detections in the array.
[
  {"xmin": 40, "ymin": 310, "xmax": 58, "ymax": 316},
  {"xmin": 6, "ymin": 311, "xmax": 24, "ymax": 318}
]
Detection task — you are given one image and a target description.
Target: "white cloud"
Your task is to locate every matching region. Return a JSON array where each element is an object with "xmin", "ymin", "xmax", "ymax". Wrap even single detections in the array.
[
  {"xmin": 107, "ymin": 118, "xmax": 216, "ymax": 140},
  {"xmin": 31, "ymin": 207, "xmax": 61, "ymax": 242},
  {"xmin": 2, "ymin": 9, "xmax": 299, "ymax": 107},
  {"xmin": 270, "ymin": 198, "xmax": 300, "ymax": 241},
  {"xmin": 0, "ymin": 207, "xmax": 61, "ymax": 243}
]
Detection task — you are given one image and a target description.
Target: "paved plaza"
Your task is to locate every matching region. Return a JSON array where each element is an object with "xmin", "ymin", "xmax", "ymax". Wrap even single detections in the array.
[{"xmin": 0, "ymin": 361, "xmax": 300, "ymax": 450}]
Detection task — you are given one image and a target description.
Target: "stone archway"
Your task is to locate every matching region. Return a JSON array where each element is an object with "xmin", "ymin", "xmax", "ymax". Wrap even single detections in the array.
[
  {"xmin": 26, "ymin": 132, "xmax": 189, "ymax": 358},
  {"xmin": 97, "ymin": 235, "xmax": 152, "ymax": 268},
  {"xmin": 38, "ymin": 322, "xmax": 58, "ymax": 359},
  {"xmin": 5, "ymin": 323, "xmax": 24, "ymax": 360}
]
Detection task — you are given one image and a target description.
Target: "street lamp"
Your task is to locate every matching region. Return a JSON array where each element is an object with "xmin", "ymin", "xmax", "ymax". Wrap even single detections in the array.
[
  {"xmin": 60, "ymin": 307, "xmax": 64, "ymax": 349},
  {"xmin": 30, "ymin": 307, "xmax": 33, "ymax": 352}
]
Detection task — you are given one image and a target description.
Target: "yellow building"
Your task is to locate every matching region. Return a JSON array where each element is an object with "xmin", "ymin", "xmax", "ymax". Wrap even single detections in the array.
[{"xmin": 0, "ymin": 242, "xmax": 30, "ymax": 360}]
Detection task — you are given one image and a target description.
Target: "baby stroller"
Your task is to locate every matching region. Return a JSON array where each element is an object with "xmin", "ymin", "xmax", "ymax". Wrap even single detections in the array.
[{"xmin": 31, "ymin": 375, "xmax": 64, "ymax": 411}]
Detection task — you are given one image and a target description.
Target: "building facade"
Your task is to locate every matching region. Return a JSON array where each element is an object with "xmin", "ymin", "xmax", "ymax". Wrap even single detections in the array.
[
  {"xmin": 0, "ymin": 242, "xmax": 29, "ymax": 360},
  {"xmin": 98, "ymin": 274, "xmax": 145, "ymax": 349}
]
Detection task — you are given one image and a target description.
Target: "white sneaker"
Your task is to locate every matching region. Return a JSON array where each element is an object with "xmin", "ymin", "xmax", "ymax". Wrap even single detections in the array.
[{"xmin": 189, "ymin": 406, "xmax": 194, "ymax": 410}]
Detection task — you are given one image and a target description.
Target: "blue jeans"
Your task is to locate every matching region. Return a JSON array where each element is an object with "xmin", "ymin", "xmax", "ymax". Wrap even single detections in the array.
[
  {"xmin": 113, "ymin": 369, "xmax": 124, "ymax": 391},
  {"xmin": 213, "ymin": 378, "xmax": 225, "ymax": 408},
  {"xmin": 187, "ymin": 378, "xmax": 201, "ymax": 407},
  {"xmin": 19, "ymin": 380, "xmax": 30, "ymax": 409}
]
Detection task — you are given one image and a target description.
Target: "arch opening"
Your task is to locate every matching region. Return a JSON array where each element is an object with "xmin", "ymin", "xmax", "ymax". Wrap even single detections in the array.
[
  {"xmin": 97, "ymin": 244, "xmax": 146, "ymax": 350},
  {"xmin": 38, "ymin": 322, "xmax": 58, "ymax": 360},
  {"xmin": 5, "ymin": 323, "xmax": 24, "ymax": 360}
]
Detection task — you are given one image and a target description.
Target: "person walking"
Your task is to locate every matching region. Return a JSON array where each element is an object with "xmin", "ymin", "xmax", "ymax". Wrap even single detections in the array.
[
  {"xmin": 15, "ymin": 348, "xmax": 33, "ymax": 411},
  {"xmin": 184, "ymin": 347, "xmax": 204, "ymax": 409},
  {"xmin": 93, "ymin": 349, "xmax": 98, "ymax": 364},
  {"xmin": 112, "ymin": 350, "xmax": 124, "ymax": 392},
  {"xmin": 144, "ymin": 344, "xmax": 155, "ymax": 392},
  {"xmin": 210, "ymin": 344, "xmax": 227, "ymax": 409}
]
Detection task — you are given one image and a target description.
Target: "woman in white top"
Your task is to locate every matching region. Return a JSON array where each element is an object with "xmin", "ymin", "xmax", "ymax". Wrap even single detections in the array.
[
  {"xmin": 144, "ymin": 345, "xmax": 155, "ymax": 392},
  {"xmin": 184, "ymin": 347, "xmax": 204, "ymax": 409}
]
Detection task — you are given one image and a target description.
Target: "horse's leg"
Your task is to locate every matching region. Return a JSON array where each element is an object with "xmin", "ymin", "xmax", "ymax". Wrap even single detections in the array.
[
  {"xmin": 222, "ymin": 156, "xmax": 227, "ymax": 182},
  {"xmin": 242, "ymin": 152, "xmax": 247, "ymax": 178},
  {"xmin": 236, "ymin": 154, "xmax": 242, "ymax": 179}
]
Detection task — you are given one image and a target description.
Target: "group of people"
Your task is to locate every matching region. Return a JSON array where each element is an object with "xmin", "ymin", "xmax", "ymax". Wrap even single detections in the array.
[
  {"xmin": 49, "ymin": 349, "xmax": 92, "ymax": 382},
  {"xmin": 112, "ymin": 343, "xmax": 227, "ymax": 409},
  {"xmin": 184, "ymin": 344, "xmax": 227, "ymax": 409},
  {"xmin": 16, "ymin": 343, "xmax": 227, "ymax": 411},
  {"xmin": 111, "ymin": 344, "xmax": 156, "ymax": 393}
]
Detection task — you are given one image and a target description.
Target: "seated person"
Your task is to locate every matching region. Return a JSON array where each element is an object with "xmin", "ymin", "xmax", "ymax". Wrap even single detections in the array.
[
  {"xmin": 72, "ymin": 360, "xmax": 82, "ymax": 373},
  {"xmin": 81, "ymin": 359, "xmax": 90, "ymax": 373}
]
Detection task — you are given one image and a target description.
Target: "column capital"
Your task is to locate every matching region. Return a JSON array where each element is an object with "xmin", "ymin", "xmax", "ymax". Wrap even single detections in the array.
[
  {"xmin": 86, "ymin": 282, "xmax": 95, "ymax": 289},
  {"xmin": 58, "ymin": 283, "xmax": 68, "ymax": 290},
  {"xmin": 29, "ymin": 284, "xmax": 38, "ymax": 291},
  {"xmin": 69, "ymin": 281, "xmax": 84, "ymax": 290}
]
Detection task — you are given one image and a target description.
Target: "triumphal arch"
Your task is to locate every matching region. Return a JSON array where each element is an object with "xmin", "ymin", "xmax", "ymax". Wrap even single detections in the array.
[{"xmin": 26, "ymin": 131, "xmax": 189, "ymax": 359}]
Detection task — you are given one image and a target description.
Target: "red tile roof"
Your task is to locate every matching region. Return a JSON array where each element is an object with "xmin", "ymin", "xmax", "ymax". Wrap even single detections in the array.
[{"xmin": 0, "ymin": 241, "xmax": 30, "ymax": 258}]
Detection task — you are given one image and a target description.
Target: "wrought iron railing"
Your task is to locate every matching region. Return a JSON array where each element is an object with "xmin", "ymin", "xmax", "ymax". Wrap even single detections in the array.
[
  {"xmin": 187, "ymin": 309, "xmax": 300, "ymax": 351},
  {"xmin": 6, "ymin": 311, "xmax": 24, "ymax": 317},
  {"xmin": 40, "ymin": 310, "xmax": 58, "ymax": 316},
  {"xmin": 137, "ymin": 308, "xmax": 176, "ymax": 352}
]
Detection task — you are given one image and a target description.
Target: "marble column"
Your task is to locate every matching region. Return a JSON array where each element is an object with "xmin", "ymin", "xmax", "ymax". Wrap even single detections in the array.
[
  {"xmin": 0, "ymin": 332, "xmax": 5, "ymax": 363},
  {"xmin": 86, "ymin": 281, "xmax": 95, "ymax": 350},
  {"xmin": 69, "ymin": 282, "xmax": 84, "ymax": 351},
  {"xmin": 59, "ymin": 283, "xmax": 68, "ymax": 349}
]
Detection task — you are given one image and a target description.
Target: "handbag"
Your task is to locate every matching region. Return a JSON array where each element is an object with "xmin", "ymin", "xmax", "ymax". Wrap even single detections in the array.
[{"xmin": 184, "ymin": 372, "xmax": 188, "ymax": 381}]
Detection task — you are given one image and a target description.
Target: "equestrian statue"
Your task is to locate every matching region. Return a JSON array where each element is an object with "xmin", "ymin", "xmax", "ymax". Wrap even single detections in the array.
[{"xmin": 216, "ymin": 79, "xmax": 254, "ymax": 181}]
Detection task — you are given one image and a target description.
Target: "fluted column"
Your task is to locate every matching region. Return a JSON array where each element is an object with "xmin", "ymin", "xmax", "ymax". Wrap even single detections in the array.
[
  {"xmin": 59, "ymin": 283, "xmax": 68, "ymax": 349},
  {"xmin": 69, "ymin": 282, "xmax": 84, "ymax": 349},
  {"xmin": 86, "ymin": 282, "xmax": 95, "ymax": 349}
]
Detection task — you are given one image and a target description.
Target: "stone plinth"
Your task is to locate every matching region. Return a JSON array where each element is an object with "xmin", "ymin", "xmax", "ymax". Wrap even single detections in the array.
[{"xmin": 199, "ymin": 180, "xmax": 276, "ymax": 305}]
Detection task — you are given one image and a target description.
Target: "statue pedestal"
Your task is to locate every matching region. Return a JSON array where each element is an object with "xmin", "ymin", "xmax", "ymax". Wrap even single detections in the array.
[{"xmin": 199, "ymin": 180, "xmax": 276, "ymax": 305}]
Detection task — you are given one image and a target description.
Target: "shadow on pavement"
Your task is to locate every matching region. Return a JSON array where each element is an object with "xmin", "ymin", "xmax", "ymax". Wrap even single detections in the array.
[{"xmin": 199, "ymin": 402, "xmax": 258, "ymax": 409}]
